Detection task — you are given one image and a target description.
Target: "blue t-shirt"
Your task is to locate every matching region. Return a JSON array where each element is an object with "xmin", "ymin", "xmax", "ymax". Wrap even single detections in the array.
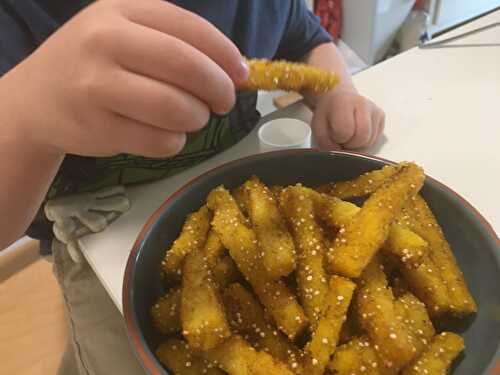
[
  {"xmin": 1, "ymin": 0, "xmax": 331, "ymax": 74},
  {"xmin": 0, "ymin": 0, "xmax": 331, "ymax": 249}
]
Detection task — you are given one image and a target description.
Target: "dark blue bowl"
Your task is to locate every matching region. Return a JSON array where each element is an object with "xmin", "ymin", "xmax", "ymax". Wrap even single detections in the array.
[{"xmin": 123, "ymin": 150, "xmax": 500, "ymax": 374}]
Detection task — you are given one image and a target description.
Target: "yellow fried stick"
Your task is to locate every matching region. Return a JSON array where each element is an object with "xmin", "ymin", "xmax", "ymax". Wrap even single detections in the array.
[
  {"xmin": 151, "ymin": 287, "xmax": 181, "ymax": 335},
  {"xmin": 212, "ymin": 255, "xmax": 242, "ymax": 288},
  {"xmin": 303, "ymin": 275, "xmax": 356, "ymax": 375},
  {"xmin": 401, "ymin": 195, "xmax": 477, "ymax": 317},
  {"xmin": 401, "ymin": 332, "xmax": 465, "ymax": 375},
  {"xmin": 394, "ymin": 293, "xmax": 436, "ymax": 357},
  {"xmin": 156, "ymin": 338, "xmax": 225, "ymax": 375},
  {"xmin": 241, "ymin": 59, "xmax": 339, "ymax": 94},
  {"xmin": 223, "ymin": 283, "xmax": 304, "ymax": 373},
  {"xmin": 310, "ymin": 190, "xmax": 428, "ymax": 268},
  {"xmin": 151, "ymin": 257, "xmax": 240, "ymax": 336},
  {"xmin": 181, "ymin": 242, "xmax": 231, "ymax": 351},
  {"xmin": 162, "ymin": 206, "xmax": 211, "ymax": 282},
  {"xmin": 279, "ymin": 186, "xmax": 330, "ymax": 327},
  {"xmin": 327, "ymin": 336, "xmax": 384, "ymax": 375},
  {"xmin": 243, "ymin": 176, "xmax": 296, "ymax": 279},
  {"xmin": 398, "ymin": 254, "xmax": 451, "ymax": 316},
  {"xmin": 207, "ymin": 186, "xmax": 308, "ymax": 340},
  {"xmin": 203, "ymin": 335, "xmax": 294, "ymax": 375},
  {"xmin": 327, "ymin": 162, "xmax": 425, "ymax": 278},
  {"xmin": 231, "ymin": 185, "xmax": 248, "ymax": 216},
  {"xmin": 204, "ymin": 230, "xmax": 227, "ymax": 268},
  {"xmin": 356, "ymin": 257, "xmax": 416, "ymax": 371},
  {"xmin": 317, "ymin": 164, "xmax": 399, "ymax": 199}
]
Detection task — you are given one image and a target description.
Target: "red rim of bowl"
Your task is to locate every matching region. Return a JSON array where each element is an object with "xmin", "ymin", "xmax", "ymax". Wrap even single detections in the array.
[{"xmin": 122, "ymin": 149, "xmax": 500, "ymax": 374}]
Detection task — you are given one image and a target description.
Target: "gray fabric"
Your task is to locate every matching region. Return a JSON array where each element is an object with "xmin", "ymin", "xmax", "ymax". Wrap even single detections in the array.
[{"xmin": 52, "ymin": 240, "xmax": 145, "ymax": 375}]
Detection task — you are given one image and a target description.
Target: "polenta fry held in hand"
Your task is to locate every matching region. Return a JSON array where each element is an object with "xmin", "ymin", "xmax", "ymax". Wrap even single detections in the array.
[
  {"xmin": 240, "ymin": 59, "xmax": 339, "ymax": 94},
  {"xmin": 162, "ymin": 206, "xmax": 210, "ymax": 282},
  {"xmin": 279, "ymin": 186, "xmax": 329, "ymax": 327},
  {"xmin": 327, "ymin": 162, "xmax": 425, "ymax": 278},
  {"xmin": 243, "ymin": 176, "xmax": 296, "ymax": 279},
  {"xmin": 223, "ymin": 283, "xmax": 304, "ymax": 373},
  {"xmin": 181, "ymin": 245, "xmax": 231, "ymax": 350},
  {"xmin": 156, "ymin": 338, "xmax": 224, "ymax": 375},
  {"xmin": 401, "ymin": 332, "xmax": 464, "ymax": 375},
  {"xmin": 356, "ymin": 257, "xmax": 416, "ymax": 370},
  {"xmin": 207, "ymin": 186, "xmax": 308, "ymax": 340},
  {"xmin": 303, "ymin": 275, "xmax": 356, "ymax": 375},
  {"xmin": 401, "ymin": 196, "xmax": 477, "ymax": 316},
  {"xmin": 151, "ymin": 287, "xmax": 181, "ymax": 335},
  {"xmin": 203, "ymin": 335, "xmax": 294, "ymax": 375}
]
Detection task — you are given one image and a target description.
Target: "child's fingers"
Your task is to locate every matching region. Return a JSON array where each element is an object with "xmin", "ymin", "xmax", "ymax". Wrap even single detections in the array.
[
  {"xmin": 328, "ymin": 108, "xmax": 356, "ymax": 145},
  {"xmin": 311, "ymin": 111, "xmax": 342, "ymax": 150},
  {"xmin": 343, "ymin": 105, "xmax": 373, "ymax": 149},
  {"xmin": 367, "ymin": 113, "xmax": 382, "ymax": 147},
  {"xmin": 106, "ymin": 115, "xmax": 187, "ymax": 158},
  {"xmin": 96, "ymin": 69, "xmax": 210, "ymax": 133},
  {"xmin": 124, "ymin": 0, "xmax": 248, "ymax": 83},
  {"xmin": 114, "ymin": 21, "xmax": 235, "ymax": 115}
]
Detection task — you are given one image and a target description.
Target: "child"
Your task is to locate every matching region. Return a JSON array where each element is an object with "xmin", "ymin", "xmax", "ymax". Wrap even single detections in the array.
[{"xmin": 0, "ymin": 1, "xmax": 385, "ymax": 373}]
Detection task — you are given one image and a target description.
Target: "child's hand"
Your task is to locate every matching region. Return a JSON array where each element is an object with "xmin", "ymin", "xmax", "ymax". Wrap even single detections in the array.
[
  {"xmin": 311, "ymin": 89, "xmax": 385, "ymax": 150},
  {"xmin": 3, "ymin": 0, "xmax": 248, "ymax": 158}
]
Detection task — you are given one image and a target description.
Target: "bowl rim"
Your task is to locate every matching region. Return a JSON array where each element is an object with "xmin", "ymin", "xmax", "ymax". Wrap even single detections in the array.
[{"xmin": 122, "ymin": 149, "xmax": 500, "ymax": 374}]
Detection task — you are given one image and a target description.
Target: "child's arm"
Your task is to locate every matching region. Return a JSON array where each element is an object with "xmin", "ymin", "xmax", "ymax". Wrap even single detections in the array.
[
  {"xmin": 303, "ymin": 42, "xmax": 385, "ymax": 151},
  {"xmin": 0, "ymin": 0, "xmax": 247, "ymax": 250}
]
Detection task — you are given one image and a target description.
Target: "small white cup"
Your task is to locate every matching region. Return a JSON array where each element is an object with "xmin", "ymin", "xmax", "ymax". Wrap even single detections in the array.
[{"xmin": 258, "ymin": 118, "xmax": 312, "ymax": 153}]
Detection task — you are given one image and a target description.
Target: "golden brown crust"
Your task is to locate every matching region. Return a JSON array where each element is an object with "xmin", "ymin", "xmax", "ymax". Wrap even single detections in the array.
[{"xmin": 240, "ymin": 59, "xmax": 339, "ymax": 93}]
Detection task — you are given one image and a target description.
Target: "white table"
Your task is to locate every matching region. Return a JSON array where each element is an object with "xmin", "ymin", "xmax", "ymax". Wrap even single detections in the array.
[{"xmin": 80, "ymin": 10, "xmax": 500, "ymax": 312}]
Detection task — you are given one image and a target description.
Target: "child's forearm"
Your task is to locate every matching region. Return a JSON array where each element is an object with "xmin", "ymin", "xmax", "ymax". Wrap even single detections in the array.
[
  {"xmin": 302, "ymin": 42, "xmax": 356, "ymax": 107},
  {"xmin": 0, "ymin": 79, "xmax": 64, "ymax": 250}
]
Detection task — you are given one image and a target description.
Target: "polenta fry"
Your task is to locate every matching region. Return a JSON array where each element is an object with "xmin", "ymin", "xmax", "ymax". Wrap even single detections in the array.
[
  {"xmin": 162, "ymin": 206, "xmax": 211, "ymax": 282},
  {"xmin": 327, "ymin": 162, "xmax": 425, "ymax": 278},
  {"xmin": 241, "ymin": 59, "xmax": 339, "ymax": 94},
  {"xmin": 223, "ymin": 283, "xmax": 304, "ymax": 373},
  {"xmin": 204, "ymin": 230, "xmax": 227, "ymax": 268},
  {"xmin": 317, "ymin": 164, "xmax": 399, "ymax": 199},
  {"xmin": 151, "ymin": 287, "xmax": 182, "ymax": 335},
  {"xmin": 327, "ymin": 336, "xmax": 384, "ymax": 375},
  {"xmin": 311, "ymin": 190, "xmax": 428, "ymax": 267},
  {"xmin": 207, "ymin": 186, "xmax": 308, "ymax": 340},
  {"xmin": 231, "ymin": 185, "xmax": 248, "ymax": 216},
  {"xmin": 243, "ymin": 176, "xmax": 296, "ymax": 279},
  {"xmin": 395, "ymin": 293, "xmax": 436, "ymax": 356},
  {"xmin": 398, "ymin": 254, "xmax": 451, "ymax": 316},
  {"xmin": 356, "ymin": 257, "xmax": 416, "ymax": 370},
  {"xmin": 401, "ymin": 196, "xmax": 477, "ymax": 316},
  {"xmin": 181, "ymin": 245, "xmax": 231, "ymax": 350},
  {"xmin": 156, "ymin": 338, "xmax": 224, "ymax": 375},
  {"xmin": 203, "ymin": 335, "xmax": 294, "ymax": 375},
  {"xmin": 279, "ymin": 186, "xmax": 330, "ymax": 327},
  {"xmin": 303, "ymin": 275, "xmax": 356, "ymax": 375},
  {"xmin": 401, "ymin": 332, "xmax": 464, "ymax": 375}
]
